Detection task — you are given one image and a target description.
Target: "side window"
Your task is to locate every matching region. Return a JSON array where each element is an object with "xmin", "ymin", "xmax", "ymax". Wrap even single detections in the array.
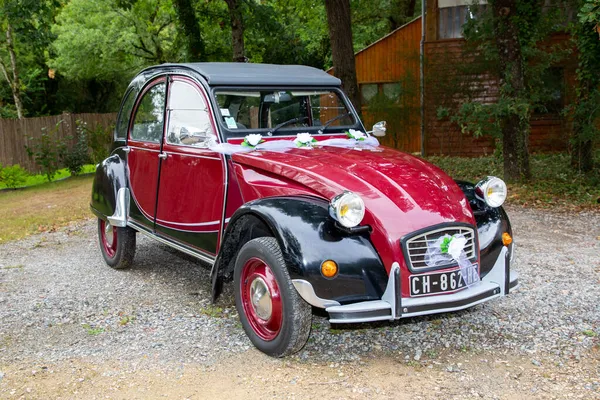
[
  {"xmin": 166, "ymin": 81, "xmax": 215, "ymax": 147},
  {"xmin": 115, "ymin": 89, "xmax": 136, "ymax": 139},
  {"xmin": 131, "ymin": 82, "xmax": 166, "ymax": 143}
]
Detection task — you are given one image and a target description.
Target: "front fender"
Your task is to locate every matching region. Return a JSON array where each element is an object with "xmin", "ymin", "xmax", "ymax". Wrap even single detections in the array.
[
  {"xmin": 213, "ymin": 196, "xmax": 388, "ymax": 304},
  {"xmin": 90, "ymin": 148, "xmax": 129, "ymax": 219},
  {"xmin": 455, "ymin": 180, "xmax": 513, "ymax": 277}
]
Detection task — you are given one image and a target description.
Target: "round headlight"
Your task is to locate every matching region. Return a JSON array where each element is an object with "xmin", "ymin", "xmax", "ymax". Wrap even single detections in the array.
[
  {"xmin": 476, "ymin": 176, "xmax": 507, "ymax": 208},
  {"xmin": 330, "ymin": 191, "xmax": 365, "ymax": 228}
]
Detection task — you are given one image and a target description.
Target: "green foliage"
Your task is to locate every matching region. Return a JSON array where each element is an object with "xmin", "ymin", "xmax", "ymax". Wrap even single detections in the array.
[
  {"xmin": 25, "ymin": 120, "xmax": 65, "ymax": 182},
  {"xmin": 0, "ymin": 163, "xmax": 29, "ymax": 188},
  {"xmin": 63, "ymin": 122, "xmax": 90, "ymax": 176},
  {"xmin": 568, "ymin": 0, "xmax": 600, "ymax": 171},
  {"xmin": 85, "ymin": 121, "xmax": 113, "ymax": 164},
  {"xmin": 0, "ymin": 164, "xmax": 95, "ymax": 190},
  {"xmin": 51, "ymin": 0, "xmax": 183, "ymax": 81},
  {"xmin": 0, "ymin": 0, "xmax": 60, "ymax": 117},
  {"xmin": 427, "ymin": 152, "xmax": 600, "ymax": 208}
]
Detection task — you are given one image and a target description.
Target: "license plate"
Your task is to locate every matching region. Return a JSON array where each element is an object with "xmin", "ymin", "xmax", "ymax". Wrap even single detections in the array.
[{"xmin": 409, "ymin": 264, "xmax": 479, "ymax": 297}]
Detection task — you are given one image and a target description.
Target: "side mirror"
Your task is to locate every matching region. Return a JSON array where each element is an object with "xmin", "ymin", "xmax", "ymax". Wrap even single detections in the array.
[{"xmin": 372, "ymin": 121, "xmax": 387, "ymax": 137}]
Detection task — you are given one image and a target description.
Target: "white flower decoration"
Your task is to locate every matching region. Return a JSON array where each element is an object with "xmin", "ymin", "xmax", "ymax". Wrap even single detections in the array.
[
  {"xmin": 295, "ymin": 132, "xmax": 314, "ymax": 144},
  {"xmin": 347, "ymin": 129, "xmax": 367, "ymax": 141},
  {"xmin": 243, "ymin": 133, "xmax": 263, "ymax": 147}
]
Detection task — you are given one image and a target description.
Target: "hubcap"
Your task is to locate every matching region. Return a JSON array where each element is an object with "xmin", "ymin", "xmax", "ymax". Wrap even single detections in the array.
[
  {"xmin": 240, "ymin": 257, "xmax": 283, "ymax": 341},
  {"xmin": 104, "ymin": 222, "xmax": 114, "ymax": 247},
  {"xmin": 250, "ymin": 277, "xmax": 272, "ymax": 320}
]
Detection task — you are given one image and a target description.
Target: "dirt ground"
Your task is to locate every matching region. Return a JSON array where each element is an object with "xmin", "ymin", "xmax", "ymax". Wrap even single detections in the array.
[{"xmin": 1, "ymin": 349, "xmax": 599, "ymax": 399}]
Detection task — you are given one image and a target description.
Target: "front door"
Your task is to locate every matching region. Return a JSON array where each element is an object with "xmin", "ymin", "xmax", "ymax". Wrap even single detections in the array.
[
  {"xmin": 127, "ymin": 78, "xmax": 167, "ymax": 229},
  {"xmin": 154, "ymin": 77, "xmax": 226, "ymax": 255}
]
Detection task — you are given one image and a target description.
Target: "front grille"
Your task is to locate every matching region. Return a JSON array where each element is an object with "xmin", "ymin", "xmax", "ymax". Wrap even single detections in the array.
[{"xmin": 404, "ymin": 225, "xmax": 477, "ymax": 271}]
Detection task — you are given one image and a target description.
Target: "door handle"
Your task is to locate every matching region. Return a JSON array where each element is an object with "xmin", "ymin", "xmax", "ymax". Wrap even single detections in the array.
[{"xmin": 158, "ymin": 152, "xmax": 168, "ymax": 160}]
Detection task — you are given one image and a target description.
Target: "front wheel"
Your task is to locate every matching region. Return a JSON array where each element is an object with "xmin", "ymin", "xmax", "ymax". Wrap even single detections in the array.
[
  {"xmin": 234, "ymin": 237, "xmax": 312, "ymax": 357},
  {"xmin": 98, "ymin": 218, "xmax": 136, "ymax": 269}
]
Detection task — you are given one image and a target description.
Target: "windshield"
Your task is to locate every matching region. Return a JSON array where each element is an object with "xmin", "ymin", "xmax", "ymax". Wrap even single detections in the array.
[{"xmin": 214, "ymin": 88, "xmax": 358, "ymax": 137}]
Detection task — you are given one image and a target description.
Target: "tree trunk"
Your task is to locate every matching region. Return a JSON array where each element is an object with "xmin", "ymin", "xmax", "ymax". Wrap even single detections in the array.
[
  {"xmin": 0, "ymin": 24, "xmax": 24, "ymax": 119},
  {"xmin": 224, "ymin": 0, "xmax": 245, "ymax": 62},
  {"xmin": 325, "ymin": 0, "xmax": 361, "ymax": 113},
  {"xmin": 492, "ymin": 0, "xmax": 531, "ymax": 181},
  {"xmin": 173, "ymin": 0, "xmax": 205, "ymax": 61}
]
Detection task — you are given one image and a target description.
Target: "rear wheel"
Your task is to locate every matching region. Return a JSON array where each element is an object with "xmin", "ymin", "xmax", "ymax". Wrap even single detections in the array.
[
  {"xmin": 98, "ymin": 218, "xmax": 136, "ymax": 269},
  {"xmin": 234, "ymin": 237, "xmax": 311, "ymax": 357}
]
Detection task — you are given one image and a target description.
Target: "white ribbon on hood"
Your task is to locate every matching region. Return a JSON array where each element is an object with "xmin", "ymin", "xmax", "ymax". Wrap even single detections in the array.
[{"xmin": 207, "ymin": 135, "xmax": 380, "ymax": 155}]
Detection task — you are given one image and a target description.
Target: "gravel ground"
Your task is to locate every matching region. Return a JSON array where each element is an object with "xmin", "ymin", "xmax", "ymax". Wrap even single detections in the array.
[{"xmin": 0, "ymin": 206, "xmax": 599, "ymax": 397}]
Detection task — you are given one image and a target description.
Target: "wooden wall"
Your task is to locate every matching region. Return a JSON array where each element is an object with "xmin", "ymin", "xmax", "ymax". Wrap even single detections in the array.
[{"xmin": 0, "ymin": 113, "xmax": 117, "ymax": 173}]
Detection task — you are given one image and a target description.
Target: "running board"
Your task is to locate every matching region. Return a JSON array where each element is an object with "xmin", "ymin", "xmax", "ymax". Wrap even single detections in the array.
[{"xmin": 128, "ymin": 220, "xmax": 216, "ymax": 266}]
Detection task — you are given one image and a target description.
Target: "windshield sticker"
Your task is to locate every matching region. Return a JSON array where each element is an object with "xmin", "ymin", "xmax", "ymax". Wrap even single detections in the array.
[
  {"xmin": 225, "ymin": 117, "xmax": 238, "ymax": 129},
  {"xmin": 220, "ymin": 108, "xmax": 231, "ymax": 117}
]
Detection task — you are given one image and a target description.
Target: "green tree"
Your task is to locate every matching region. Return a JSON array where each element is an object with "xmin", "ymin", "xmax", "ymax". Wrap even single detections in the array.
[
  {"xmin": 52, "ymin": 0, "xmax": 183, "ymax": 81},
  {"xmin": 442, "ymin": 1, "xmax": 568, "ymax": 182},
  {"xmin": 0, "ymin": 0, "xmax": 57, "ymax": 118},
  {"xmin": 570, "ymin": 0, "xmax": 600, "ymax": 172},
  {"xmin": 173, "ymin": 0, "xmax": 205, "ymax": 61}
]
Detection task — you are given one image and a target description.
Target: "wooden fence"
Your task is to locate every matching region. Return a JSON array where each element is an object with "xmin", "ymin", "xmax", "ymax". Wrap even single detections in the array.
[{"xmin": 0, "ymin": 113, "xmax": 117, "ymax": 173}]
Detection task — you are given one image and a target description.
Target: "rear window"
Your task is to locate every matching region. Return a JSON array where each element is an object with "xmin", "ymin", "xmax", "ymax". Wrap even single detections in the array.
[{"xmin": 115, "ymin": 89, "xmax": 136, "ymax": 140}]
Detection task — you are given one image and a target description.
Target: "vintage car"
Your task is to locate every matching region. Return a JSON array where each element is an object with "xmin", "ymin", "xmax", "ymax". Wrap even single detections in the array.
[{"xmin": 90, "ymin": 62, "xmax": 518, "ymax": 357}]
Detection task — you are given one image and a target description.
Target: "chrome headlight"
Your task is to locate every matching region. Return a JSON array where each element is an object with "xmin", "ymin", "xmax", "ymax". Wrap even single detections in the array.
[
  {"xmin": 476, "ymin": 176, "xmax": 507, "ymax": 208},
  {"xmin": 329, "ymin": 191, "xmax": 365, "ymax": 228}
]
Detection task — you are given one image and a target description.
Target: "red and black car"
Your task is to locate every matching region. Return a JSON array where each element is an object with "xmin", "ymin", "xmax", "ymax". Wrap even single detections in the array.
[{"xmin": 90, "ymin": 63, "xmax": 518, "ymax": 357}]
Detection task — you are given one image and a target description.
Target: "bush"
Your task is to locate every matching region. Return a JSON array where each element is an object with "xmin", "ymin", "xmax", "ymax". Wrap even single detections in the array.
[
  {"xmin": 85, "ymin": 121, "xmax": 113, "ymax": 164},
  {"xmin": 25, "ymin": 120, "xmax": 64, "ymax": 182},
  {"xmin": 63, "ymin": 122, "xmax": 91, "ymax": 176},
  {"xmin": 0, "ymin": 164, "xmax": 29, "ymax": 189}
]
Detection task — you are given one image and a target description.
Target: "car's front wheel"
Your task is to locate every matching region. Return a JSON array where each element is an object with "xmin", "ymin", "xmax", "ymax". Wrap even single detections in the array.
[
  {"xmin": 234, "ymin": 237, "xmax": 312, "ymax": 357},
  {"xmin": 97, "ymin": 218, "xmax": 136, "ymax": 269}
]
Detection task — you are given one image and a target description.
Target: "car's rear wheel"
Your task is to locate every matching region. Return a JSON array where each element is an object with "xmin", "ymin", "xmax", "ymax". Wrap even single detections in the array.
[
  {"xmin": 98, "ymin": 218, "xmax": 136, "ymax": 269},
  {"xmin": 234, "ymin": 237, "xmax": 311, "ymax": 357}
]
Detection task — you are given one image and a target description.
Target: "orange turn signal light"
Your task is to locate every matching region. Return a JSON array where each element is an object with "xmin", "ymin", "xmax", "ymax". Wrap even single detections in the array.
[
  {"xmin": 321, "ymin": 260, "xmax": 338, "ymax": 278},
  {"xmin": 502, "ymin": 232, "xmax": 513, "ymax": 246}
]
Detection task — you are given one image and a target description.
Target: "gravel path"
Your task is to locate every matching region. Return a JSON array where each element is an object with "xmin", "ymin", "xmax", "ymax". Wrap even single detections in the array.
[{"xmin": 0, "ymin": 206, "xmax": 599, "ymax": 395}]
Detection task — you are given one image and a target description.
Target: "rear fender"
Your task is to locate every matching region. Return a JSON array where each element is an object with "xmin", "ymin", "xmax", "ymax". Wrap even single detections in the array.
[
  {"xmin": 211, "ymin": 196, "xmax": 388, "ymax": 304},
  {"xmin": 90, "ymin": 148, "xmax": 129, "ymax": 225}
]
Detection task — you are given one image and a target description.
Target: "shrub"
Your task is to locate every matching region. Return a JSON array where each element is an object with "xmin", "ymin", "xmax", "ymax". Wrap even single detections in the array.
[
  {"xmin": 85, "ymin": 121, "xmax": 113, "ymax": 164},
  {"xmin": 63, "ymin": 122, "xmax": 91, "ymax": 176},
  {"xmin": 25, "ymin": 120, "xmax": 64, "ymax": 182},
  {"xmin": 0, "ymin": 164, "xmax": 29, "ymax": 189}
]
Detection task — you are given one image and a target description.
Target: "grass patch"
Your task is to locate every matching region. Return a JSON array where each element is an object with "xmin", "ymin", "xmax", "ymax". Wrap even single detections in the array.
[
  {"xmin": 1, "ymin": 264, "xmax": 24, "ymax": 270},
  {"xmin": 200, "ymin": 305, "xmax": 225, "ymax": 318},
  {"xmin": 82, "ymin": 324, "xmax": 105, "ymax": 336},
  {"xmin": 426, "ymin": 152, "xmax": 600, "ymax": 209},
  {"xmin": 0, "ymin": 165, "xmax": 95, "ymax": 190},
  {"xmin": 0, "ymin": 175, "xmax": 94, "ymax": 242}
]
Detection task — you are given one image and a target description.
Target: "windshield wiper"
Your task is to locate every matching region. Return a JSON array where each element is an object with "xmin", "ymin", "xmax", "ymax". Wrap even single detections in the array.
[
  {"xmin": 317, "ymin": 111, "xmax": 353, "ymax": 134},
  {"xmin": 268, "ymin": 116, "xmax": 309, "ymax": 135}
]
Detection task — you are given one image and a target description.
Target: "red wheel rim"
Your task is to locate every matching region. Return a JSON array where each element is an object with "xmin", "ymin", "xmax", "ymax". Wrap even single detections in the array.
[
  {"xmin": 100, "ymin": 219, "xmax": 118, "ymax": 258},
  {"xmin": 240, "ymin": 257, "xmax": 283, "ymax": 341}
]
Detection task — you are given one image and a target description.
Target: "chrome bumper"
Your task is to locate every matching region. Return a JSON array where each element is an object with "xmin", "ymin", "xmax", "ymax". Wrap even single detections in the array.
[{"xmin": 292, "ymin": 246, "xmax": 518, "ymax": 324}]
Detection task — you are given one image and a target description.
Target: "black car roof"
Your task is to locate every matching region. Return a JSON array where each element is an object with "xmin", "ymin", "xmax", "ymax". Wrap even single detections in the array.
[{"xmin": 142, "ymin": 62, "xmax": 342, "ymax": 87}]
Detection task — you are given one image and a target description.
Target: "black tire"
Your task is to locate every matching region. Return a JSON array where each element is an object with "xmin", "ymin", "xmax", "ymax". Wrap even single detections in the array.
[
  {"xmin": 97, "ymin": 218, "xmax": 136, "ymax": 269},
  {"xmin": 234, "ymin": 237, "xmax": 312, "ymax": 357}
]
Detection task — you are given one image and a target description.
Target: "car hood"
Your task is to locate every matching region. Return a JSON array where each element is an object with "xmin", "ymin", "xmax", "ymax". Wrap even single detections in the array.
[{"xmin": 231, "ymin": 146, "xmax": 475, "ymax": 239}]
